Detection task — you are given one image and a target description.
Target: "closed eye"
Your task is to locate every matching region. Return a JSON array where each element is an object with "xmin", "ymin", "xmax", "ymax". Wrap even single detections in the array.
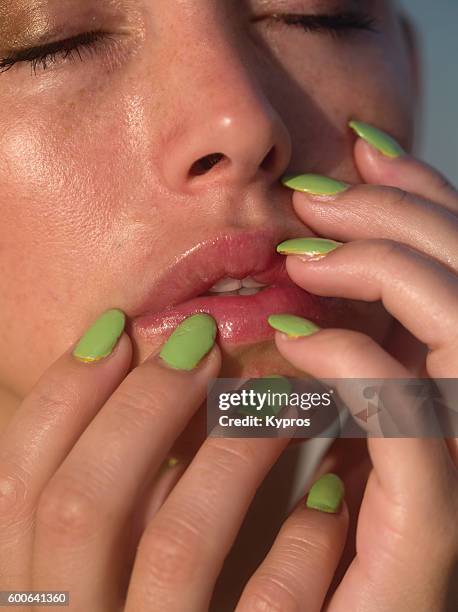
[
  {"xmin": 0, "ymin": 31, "xmax": 111, "ymax": 75},
  {"xmin": 270, "ymin": 11, "xmax": 379, "ymax": 37}
]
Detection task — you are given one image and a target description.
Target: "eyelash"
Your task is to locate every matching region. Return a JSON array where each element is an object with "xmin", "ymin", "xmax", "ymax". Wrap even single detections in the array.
[
  {"xmin": 0, "ymin": 31, "xmax": 110, "ymax": 75},
  {"xmin": 0, "ymin": 11, "xmax": 377, "ymax": 76},
  {"xmin": 273, "ymin": 11, "xmax": 378, "ymax": 36}
]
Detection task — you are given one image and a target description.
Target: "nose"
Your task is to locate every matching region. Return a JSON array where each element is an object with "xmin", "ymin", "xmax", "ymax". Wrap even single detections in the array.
[{"xmin": 157, "ymin": 24, "xmax": 292, "ymax": 194}]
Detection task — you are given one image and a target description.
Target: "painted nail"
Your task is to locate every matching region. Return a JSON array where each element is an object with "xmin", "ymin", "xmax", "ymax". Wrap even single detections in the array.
[
  {"xmin": 282, "ymin": 173, "xmax": 350, "ymax": 196},
  {"xmin": 158, "ymin": 456, "xmax": 181, "ymax": 476},
  {"xmin": 306, "ymin": 473, "xmax": 344, "ymax": 513},
  {"xmin": 277, "ymin": 237, "xmax": 342, "ymax": 259},
  {"xmin": 159, "ymin": 313, "xmax": 217, "ymax": 370},
  {"xmin": 268, "ymin": 314, "xmax": 320, "ymax": 338},
  {"xmin": 73, "ymin": 308, "xmax": 126, "ymax": 363},
  {"xmin": 349, "ymin": 120, "xmax": 405, "ymax": 158},
  {"xmin": 238, "ymin": 376, "xmax": 292, "ymax": 418},
  {"xmin": 166, "ymin": 457, "xmax": 180, "ymax": 468}
]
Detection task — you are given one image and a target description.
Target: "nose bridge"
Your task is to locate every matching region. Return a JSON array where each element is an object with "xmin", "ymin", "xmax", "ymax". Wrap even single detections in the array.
[{"xmin": 156, "ymin": 12, "xmax": 292, "ymax": 194}]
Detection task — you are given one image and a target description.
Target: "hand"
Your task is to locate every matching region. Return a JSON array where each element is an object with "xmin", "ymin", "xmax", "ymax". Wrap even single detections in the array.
[
  {"xmin": 0, "ymin": 311, "xmax": 345, "ymax": 612},
  {"xmin": 267, "ymin": 122, "xmax": 458, "ymax": 610}
]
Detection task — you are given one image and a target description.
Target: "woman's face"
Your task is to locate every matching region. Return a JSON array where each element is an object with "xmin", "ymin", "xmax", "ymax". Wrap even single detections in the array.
[{"xmin": 0, "ymin": 0, "xmax": 414, "ymax": 399}]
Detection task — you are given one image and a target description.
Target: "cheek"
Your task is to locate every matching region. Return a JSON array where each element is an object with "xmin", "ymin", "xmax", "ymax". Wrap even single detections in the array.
[
  {"xmin": 0, "ymin": 31, "xmax": 412, "ymax": 394},
  {"xmin": 268, "ymin": 33, "xmax": 414, "ymax": 172},
  {"xmin": 0, "ymin": 88, "xmax": 154, "ymax": 392}
]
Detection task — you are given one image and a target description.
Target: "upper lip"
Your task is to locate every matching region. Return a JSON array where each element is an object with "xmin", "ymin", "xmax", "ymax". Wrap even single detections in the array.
[{"xmin": 130, "ymin": 227, "xmax": 313, "ymax": 318}]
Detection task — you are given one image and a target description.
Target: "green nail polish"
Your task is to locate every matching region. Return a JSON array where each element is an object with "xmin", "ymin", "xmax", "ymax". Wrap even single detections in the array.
[
  {"xmin": 238, "ymin": 376, "xmax": 292, "ymax": 418},
  {"xmin": 159, "ymin": 313, "xmax": 217, "ymax": 370},
  {"xmin": 349, "ymin": 120, "xmax": 405, "ymax": 158},
  {"xmin": 73, "ymin": 309, "xmax": 125, "ymax": 363},
  {"xmin": 268, "ymin": 314, "xmax": 320, "ymax": 338},
  {"xmin": 282, "ymin": 174, "xmax": 349, "ymax": 195},
  {"xmin": 306, "ymin": 473, "xmax": 344, "ymax": 513},
  {"xmin": 277, "ymin": 237, "xmax": 342, "ymax": 257},
  {"xmin": 158, "ymin": 456, "xmax": 181, "ymax": 476}
]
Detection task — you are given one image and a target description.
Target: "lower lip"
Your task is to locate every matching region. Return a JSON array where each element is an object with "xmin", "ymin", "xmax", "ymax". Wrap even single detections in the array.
[{"xmin": 133, "ymin": 285, "xmax": 337, "ymax": 345}]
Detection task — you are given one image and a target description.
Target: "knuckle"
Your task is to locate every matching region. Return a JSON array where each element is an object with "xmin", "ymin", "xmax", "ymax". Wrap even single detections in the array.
[
  {"xmin": 0, "ymin": 462, "xmax": 34, "ymax": 536},
  {"xmin": 37, "ymin": 478, "xmax": 100, "ymax": 541},
  {"xmin": 385, "ymin": 186, "xmax": 410, "ymax": 208},
  {"xmin": 242, "ymin": 576, "xmax": 300, "ymax": 612},
  {"xmin": 282, "ymin": 524, "xmax": 333, "ymax": 564},
  {"xmin": 433, "ymin": 172, "xmax": 457, "ymax": 196},
  {"xmin": 139, "ymin": 516, "xmax": 201, "ymax": 588},
  {"xmin": 377, "ymin": 237, "xmax": 408, "ymax": 261},
  {"xmin": 206, "ymin": 438, "xmax": 257, "ymax": 474},
  {"xmin": 27, "ymin": 377, "xmax": 79, "ymax": 418},
  {"xmin": 112, "ymin": 384, "xmax": 164, "ymax": 430},
  {"xmin": 113, "ymin": 368, "xmax": 175, "ymax": 428},
  {"xmin": 0, "ymin": 462, "xmax": 27, "ymax": 518}
]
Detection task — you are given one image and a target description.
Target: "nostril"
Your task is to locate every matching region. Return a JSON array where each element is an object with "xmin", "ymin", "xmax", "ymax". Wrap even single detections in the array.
[
  {"xmin": 189, "ymin": 152, "xmax": 227, "ymax": 176},
  {"xmin": 260, "ymin": 146, "xmax": 277, "ymax": 173}
]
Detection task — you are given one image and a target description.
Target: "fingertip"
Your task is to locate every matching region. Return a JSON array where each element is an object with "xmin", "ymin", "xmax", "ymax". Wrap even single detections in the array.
[
  {"xmin": 354, "ymin": 136, "xmax": 458, "ymax": 209},
  {"xmin": 306, "ymin": 472, "xmax": 346, "ymax": 515},
  {"xmin": 155, "ymin": 339, "xmax": 222, "ymax": 380},
  {"xmin": 113, "ymin": 331, "xmax": 134, "ymax": 364},
  {"xmin": 70, "ymin": 327, "xmax": 133, "ymax": 371},
  {"xmin": 157, "ymin": 313, "xmax": 218, "ymax": 372},
  {"xmin": 353, "ymin": 137, "xmax": 406, "ymax": 182},
  {"xmin": 201, "ymin": 342, "xmax": 222, "ymax": 375},
  {"xmin": 349, "ymin": 120, "xmax": 406, "ymax": 160}
]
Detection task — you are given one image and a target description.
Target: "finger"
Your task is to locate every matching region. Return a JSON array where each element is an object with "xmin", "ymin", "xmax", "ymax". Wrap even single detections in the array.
[
  {"xmin": 288, "ymin": 183, "xmax": 458, "ymax": 273},
  {"xmin": 313, "ymin": 439, "xmax": 371, "ymax": 593},
  {"xmin": 120, "ymin": 458, "xmax": 188, "ymax": 606},
  {"xmin": 32, "ymin": 314, "xmax": 220, "ymax": 611},
  {"xmin": 126, "ymin": 435, "xmax": 290, "ymax": 612},
  {"xmin": 350, "ymin": 120, "xmax": 458, "ymax": 212},
  {"xmin": 280, "ymin": 239, "xmax": 458, "ymax": 378},
  {"xmin": 138, "ymin": 458, "xmax": 187, "ymax": 526},
  {"xmin": 0, "ymin": 309, "xmax": 131, "ymax": 590},
  {"xmin": 128, "ymin": 458, "xmax": 187, "ymax": 565},
  {"xmin": 236, "ymin": 474, "xmax": 348, "ymax": 612},
  {"xmin": 271, "ymin": 325, "xmax": 458, "ymax": 516}
]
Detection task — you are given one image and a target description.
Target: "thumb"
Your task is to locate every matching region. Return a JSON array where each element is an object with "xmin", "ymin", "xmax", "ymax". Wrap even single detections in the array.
[{"xmin": 349, "ymin": 120, "xmax": 458, "ymax": 212}]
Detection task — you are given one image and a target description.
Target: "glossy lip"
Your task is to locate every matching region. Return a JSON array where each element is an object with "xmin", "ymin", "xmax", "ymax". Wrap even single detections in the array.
[{"xmin": 130, "ymin": 228, "xmax": 341, "ymax": 344}]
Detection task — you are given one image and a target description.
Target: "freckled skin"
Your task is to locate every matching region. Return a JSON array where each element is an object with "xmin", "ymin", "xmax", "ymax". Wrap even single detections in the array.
[{"xmin": 0, "ymin": 1, "xmax": 413, "ymax": 429}]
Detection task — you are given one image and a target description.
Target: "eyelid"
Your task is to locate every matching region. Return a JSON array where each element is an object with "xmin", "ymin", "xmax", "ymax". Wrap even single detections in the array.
[
  {"xmin": 253, "ymin": 10, "xmax": 379, "ymax": 33},
  {"xmin": 0, "ymin": 31, "xmax": 116, "ymax": 74},
  {"xmin": 6, "ymin": 31, "xmax": 108, "ymax": 62}
]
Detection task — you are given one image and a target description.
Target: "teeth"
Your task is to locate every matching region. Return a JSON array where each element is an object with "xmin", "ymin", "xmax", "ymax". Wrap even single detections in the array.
[
  {"xmin": 238, "ymin": 287, "xmax": 263, "ymax": 296},
  {"xmin": 241, "ymin": 276, "xmax": 267, "ymax": 288},
  {"xmin": 208, "ymin": 276, "xmax": 268, "ymax": 295},
  {"xmin": 209, "ymin": 277, "xmax": 242, "ymax": 293}
]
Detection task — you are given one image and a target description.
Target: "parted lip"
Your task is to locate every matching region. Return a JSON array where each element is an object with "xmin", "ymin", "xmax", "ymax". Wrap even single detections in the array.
[{"xmin": 130, "ymin": 228, "xmax": 314, "ymax": 319}]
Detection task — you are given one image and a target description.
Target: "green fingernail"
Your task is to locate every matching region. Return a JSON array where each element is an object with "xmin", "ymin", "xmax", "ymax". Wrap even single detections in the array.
[
  {"xmin": 158, "ymin": 456, "xmax": 181, "ymax": 476},
  {"xmin": 282, "ymin": 173, "xmax": 350, "ymax": 195},
  {"xmin": 268, "ymin": 314, "xmax": 320, "ymax": 338},
  {"xmin": 159, "ymin": 313, "xmax": 217, "ymax": 371},
  {"xmin": 349, "ymin": 120, "xmax": 405, "ymax": 158},
  {"xmin": 73, "ymin": 309, "xmax": 126, "ymax": 363},
  {"xmin": 277, "ymin": 237, "xmax": 342, "ymax": 257},
  {"xmin": 238, "ymin": 376, "xmax": 292, "ymax": 418},
  {"xmin": 306, "ymin": 473, "xmax": 344, "ymax": 513}
]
